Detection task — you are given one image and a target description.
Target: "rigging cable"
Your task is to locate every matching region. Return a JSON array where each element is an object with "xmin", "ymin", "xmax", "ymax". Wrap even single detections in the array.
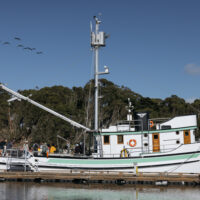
[
  {"xmin": 85, "ymin": 50, "xmax": 94, "ymax": 128},
  {"xmin": 83, "ymin": 49, "xmax": 94, "ymax": 154},
  {"xmin": 75, "ymin": 50, "xmax": 94, "ymax": 153}
]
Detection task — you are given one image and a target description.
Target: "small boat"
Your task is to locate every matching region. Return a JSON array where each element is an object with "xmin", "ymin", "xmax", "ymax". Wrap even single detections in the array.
[{"xmin": 0, "ymin": 17, "xmax": 200, "ymax": 173}]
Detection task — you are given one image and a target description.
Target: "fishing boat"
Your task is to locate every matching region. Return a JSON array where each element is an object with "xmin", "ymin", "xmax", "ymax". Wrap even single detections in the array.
[{"xmin": 0, "ymin": 17, "xmax": 200, "ymax": 173}]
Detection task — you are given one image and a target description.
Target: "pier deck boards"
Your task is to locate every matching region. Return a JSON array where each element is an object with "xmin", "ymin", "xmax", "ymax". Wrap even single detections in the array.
[{"xmin": 0, "ymin": 170, "xmax": 200, "ymax": 186}]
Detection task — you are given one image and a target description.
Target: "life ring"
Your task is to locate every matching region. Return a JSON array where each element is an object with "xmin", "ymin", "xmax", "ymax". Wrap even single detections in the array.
[
  {"xmin": 129, "ymin": 139, "xmax": 137, "ymax": 147},
  {"xmin": 150, "ymin": 120, "xmax": 154, "ymax": 128}
]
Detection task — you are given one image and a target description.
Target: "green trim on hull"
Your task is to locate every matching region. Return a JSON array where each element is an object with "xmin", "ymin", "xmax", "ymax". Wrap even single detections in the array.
[
  {"xmin": 47, "ymin": 152, "xmax": 200, "ymax": 165},
  {"xmin": 97, "ymin": 126, "xmax": 197, "ymax": 136}
]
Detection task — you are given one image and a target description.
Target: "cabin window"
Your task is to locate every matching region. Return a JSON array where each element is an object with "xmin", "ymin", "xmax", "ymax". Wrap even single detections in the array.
[
  {"xmin": 154, "ymin": 135, "xmax": 158, "ymax": 139},
  {"xmin": 176, "ymin": 131, "xmax": 179, "ymax": 135},
  {"xmin": 144, "ymin": 133, "xmax": 148, "ymax": 137},
  {"xmin": 117, "ymin": 135, "xmax": 124, "ymax": 144},
  {"xmin": 144, "ymin": 143, "xmax": 148, "ymax": 146},
  {"xmin": 176, "ymin": 140, "xmax": 180, "ymax": 144},
  {"xmin": 104, "ymin": 135, "xmax": 110, "ymax": 145},
  {"xmin": 185, "ymin": 131, "xmax": 189, "ymax": 136}
]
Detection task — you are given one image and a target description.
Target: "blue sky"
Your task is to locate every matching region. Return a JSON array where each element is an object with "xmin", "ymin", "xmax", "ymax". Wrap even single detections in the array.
[{"xmin": 0, "ymin": 0, "xmax": 200, "ymax": 102}]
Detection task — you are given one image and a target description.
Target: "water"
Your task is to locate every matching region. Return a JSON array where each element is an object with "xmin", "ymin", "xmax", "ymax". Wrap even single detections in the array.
[{"xmin": 0, "ymin": 182, "xmax": 200, "ymax": 200}]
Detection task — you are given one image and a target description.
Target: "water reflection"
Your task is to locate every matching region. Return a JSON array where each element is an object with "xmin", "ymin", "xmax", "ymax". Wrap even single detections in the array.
[{"xmin": 0, "ymin": 182, "xmax": 200, "ymax": 200}]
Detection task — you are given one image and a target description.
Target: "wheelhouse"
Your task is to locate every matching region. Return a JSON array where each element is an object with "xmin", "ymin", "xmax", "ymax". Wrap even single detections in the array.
[{"xmin": 94, "ymin": 115, "xmax": 197, "ymax": 158}]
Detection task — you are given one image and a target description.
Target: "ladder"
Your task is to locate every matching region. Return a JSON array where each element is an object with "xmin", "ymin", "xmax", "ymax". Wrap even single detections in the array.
[{"xmin": 5, "ymin": 149, "xmax": 34, "ymax": 172}]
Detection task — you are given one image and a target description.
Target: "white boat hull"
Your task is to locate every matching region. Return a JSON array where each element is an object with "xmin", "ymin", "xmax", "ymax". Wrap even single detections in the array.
[{"xmin": 1, "ymin": 143, "xmax": 200, "ymax": 173}]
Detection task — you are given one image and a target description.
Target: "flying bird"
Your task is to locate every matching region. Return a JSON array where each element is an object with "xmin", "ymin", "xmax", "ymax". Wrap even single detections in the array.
[
  {"xmin": 24, "ymin": 47, "xmax": 32, "ymax": 50},
  {"xmin": 17, "ymin": 44, "xmax": 23, "ymax": 47},
  {"xmin": 3, "ymin": 42, "xmax": 10, "ymax": 45},
  {"xmin": 36, "ymin": 51, "xmax": 43, "ymax": 54},
  {"xmin": 14, "ymin": 37, "xmax": 21, "ymax": 40}
]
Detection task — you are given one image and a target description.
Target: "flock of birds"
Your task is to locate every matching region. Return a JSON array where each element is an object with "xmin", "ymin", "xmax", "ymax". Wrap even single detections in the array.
[{"xmin": 0, "ymin": 37, "xmax": 43, "ymax": 54}]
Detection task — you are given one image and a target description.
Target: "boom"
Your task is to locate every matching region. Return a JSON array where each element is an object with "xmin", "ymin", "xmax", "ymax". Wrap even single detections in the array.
[{"xmin": 0, "ymin": 84, "xmax": 91, "ymax": 131}]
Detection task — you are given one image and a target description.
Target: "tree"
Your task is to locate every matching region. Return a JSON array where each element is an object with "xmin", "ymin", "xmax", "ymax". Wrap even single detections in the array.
[{"xmin": 0, "ymin": 79, "xmax": 200, "ymax": 145}]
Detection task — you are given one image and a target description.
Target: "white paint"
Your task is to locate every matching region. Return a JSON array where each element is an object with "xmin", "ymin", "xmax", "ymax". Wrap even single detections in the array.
[
  {"xmin": 159, "ymin": 115, "xmax": 197, "ymax": 129},
  {"xmin": 100, "ymin": 115, "xmax": 197, "ymax": 157}
]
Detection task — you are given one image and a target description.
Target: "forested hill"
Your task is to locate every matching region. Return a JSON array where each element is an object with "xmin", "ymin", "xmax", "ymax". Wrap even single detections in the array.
[{"xmin": 0, "ymin": 79, "xmax": 200, "ymax": 146}]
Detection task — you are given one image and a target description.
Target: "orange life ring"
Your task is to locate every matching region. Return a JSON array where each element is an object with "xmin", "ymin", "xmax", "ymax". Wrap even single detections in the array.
[
  {"xmin": 129, "ymin": 139, "xmax": 137, "ymax": 147},
  {"xmin": 150, "ymin": 120, "xmax": 154, "ymax": 128}
]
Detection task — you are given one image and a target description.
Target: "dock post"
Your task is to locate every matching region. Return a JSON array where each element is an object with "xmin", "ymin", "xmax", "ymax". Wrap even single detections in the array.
[{"xmin": 133, "ymin": 162, "xmax": 138, "ymax": 174}]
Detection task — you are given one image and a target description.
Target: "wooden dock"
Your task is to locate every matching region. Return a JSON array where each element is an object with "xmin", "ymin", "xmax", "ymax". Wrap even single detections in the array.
[{"xmin": 0, "ymin": 170, "xmax": 200, "ymax": 186}]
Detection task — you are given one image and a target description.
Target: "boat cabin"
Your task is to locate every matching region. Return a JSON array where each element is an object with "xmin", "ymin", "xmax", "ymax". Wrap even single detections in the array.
[{"xmin": 94, "ymin": 114, "xmax": 197, "ymax": 158}]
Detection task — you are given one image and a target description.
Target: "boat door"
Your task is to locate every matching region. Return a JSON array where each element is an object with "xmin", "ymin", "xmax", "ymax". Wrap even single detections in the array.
[
  {"xmin": 184, "ymin": 130, "xmax": 191, "ymax": 144},
  {"xmin": 152, "ymin": 133, "xmax": 160, "ymax": 152}
]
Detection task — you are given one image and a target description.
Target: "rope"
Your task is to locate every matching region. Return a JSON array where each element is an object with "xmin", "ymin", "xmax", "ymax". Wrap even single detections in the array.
[
  {"xmin": 75, "ymin": 51, "xmax": 94, "ymax": 144},
  {"xmin": 85, "ymin": 50, "xmax": 94, "ymax": 128}
]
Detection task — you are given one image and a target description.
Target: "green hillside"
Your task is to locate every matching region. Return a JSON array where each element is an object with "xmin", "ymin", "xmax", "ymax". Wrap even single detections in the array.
[{"xmin": 0, "ymin": 79, "xmax": 200, "ymax": 147}]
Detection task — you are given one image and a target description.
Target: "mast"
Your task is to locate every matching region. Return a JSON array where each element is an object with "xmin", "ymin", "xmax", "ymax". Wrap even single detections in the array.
[
  {"xmin": 91, "ymin": 16, "xmax": 109, "ymax": 132},
  {"xmin": 91, "ymin": 16, "xmax": 109, "ymax": 157},
  {"xmin": 94, "ymin": 18, "xmax": 99, "ymax": 131}
]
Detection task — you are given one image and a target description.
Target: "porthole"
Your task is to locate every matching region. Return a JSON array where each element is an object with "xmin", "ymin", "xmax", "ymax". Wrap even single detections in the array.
[
  {"xmin": 176, "ymin": 140, "xmax": 180, "ymax": 144},
  {"xmin": 144, "ymin": 143, "xmax": 148, "ymax": 146},
  {"xmin": 176, "ymin": 131, "xmax": 179, "ymax": 135},
  {"xmin": 144, "ymin": 133, "xmax": 148, "ymax": 137}
]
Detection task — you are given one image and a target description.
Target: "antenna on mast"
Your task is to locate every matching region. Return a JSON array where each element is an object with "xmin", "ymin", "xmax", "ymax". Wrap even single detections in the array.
[{"xmin": 126, "ymin": 98, "xmax": 134, "ymax": 121}]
